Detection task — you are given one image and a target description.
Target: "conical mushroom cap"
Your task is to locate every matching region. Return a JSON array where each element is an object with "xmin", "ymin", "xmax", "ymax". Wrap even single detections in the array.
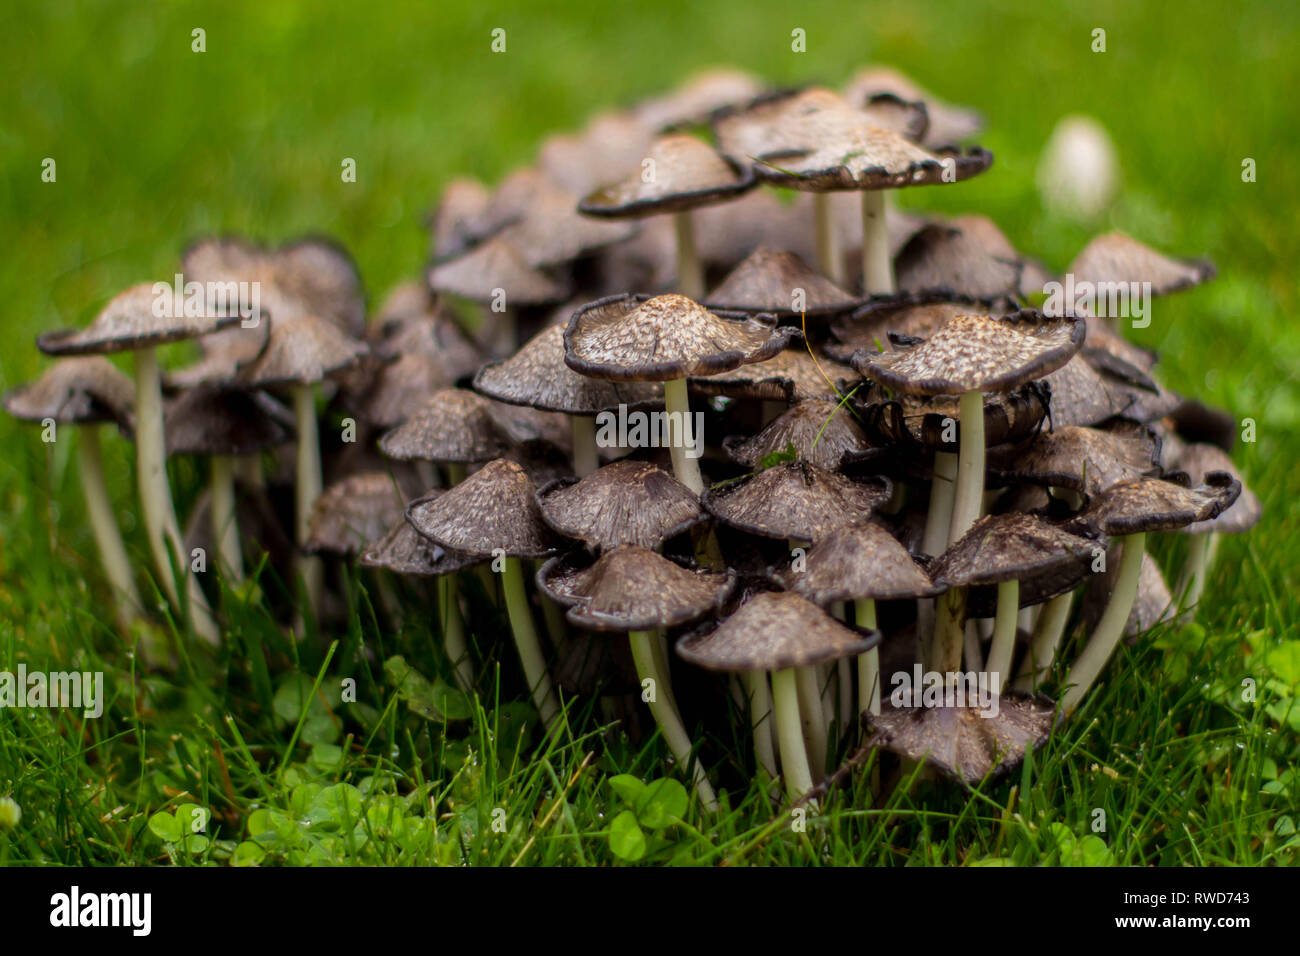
[
  {"xmin": 723, "ymin": 400, "xmax": 874, "ymax": 471},
  {"xmin": 496, "ymin": 179, "xmax": 637, "ymax": 267},
  {"xmin": 565, "ymin": 293, "xmax": 795, "ymax": 382},
  {"xmin": 929, "ymin": 513, "xmax": 1097, "ymax": 597},
  {"xmin": 430, "ymin": 177, "xmax": 493, "ymax": 259},
  {"xmin": 4, "ymin": 356, "xmax": 134, "ymax": 426},
  {"xmin": 379, "ymin": 388, "xmax": 512, "ymax": 463},
  {"xmin": 843, "ymin": 66, "xmax": 984, "ymax": 148},
  {"xmin": 537, "ymin": 460, "xmax": 705, "ymax": 552},
  {"xmin": 474, "ymin": 325, "xmax": 663, "ymax": 415},
  {"xmin": 773, "ymin": 521, "xmax": 941, "ymax": 603},
  {"xmin": 427, "ymin": 236, "xmax": 570, "ymax": 305},
  {"xmin": 857, "ymin": 310, "xmax": 1084, "ymax": 396},
  {"xmin": 305, "ymin": 472, "xmax": 406, "ymax": 556},
  {"xmin": 360, "ymin": 508, "xmax": 486, "ymax": 576},
  {"xmin": 702, "ymin": 461, "xmax": 892, "ymax": 544},
  {"xmin": 634, "ymin": 67, "xmax": 763, "ymax": 132},
  {"xmin": 704, "ymin": 247, "xmax": 855, "ymax": 316},
  {"xmin": 1069, "ymin": 232, "xmax": 1215, "ymax": 295},
  {"xmin": 164, "ymin": 385, "xmax": 292, "ymax": 456},
  {"xmin": 676, "ymin": 590, "xmax": 877, "ymax": 672},
  {"xmin": 554, "ymin": 546, "xmax": 734, "ymax": 632},
  {"xmin": 236, "ymin": 311, "xmax": 368, "ymax": 387},
  {"xmin": 539, "ymin": 111, "xmax": 655, "ymax": 195},
  {"xmin": 896, "ymin": 217, "xmax": 1051, "ymax": 302},
  {"xmin": 865, "ymin": 694, "xmax": 1056, "ymax": 786},
  {"xmin": 689, "ymin": 346, "xmax": 853, "ymax": 402},
  {"xmin": 1038, "ymin": 356, "xmax": 1134, "ymax": 428},
  {"xmin": 578, "ymin": 134, "xmax": 755, "ymax": 218},
  {"xmin": 831, "ymin": 299, "xmax": 971, "ymax": 353},
  {"xmin": 167, "ymin": 321, "xmax": 271, "ymax": 389},
  {"xmin": 1174, "ymin": 444, "xmax": 1261, "ymax": 534},
  {"xmin": 1069, "ymin": 472, "xmax": 1241, "ymax": 537},
  {"xmin": 38, "ymin": 283, "xmax": 243, "ymax": 356},
  {"xmin": 339, "ymin": 351, "xmax": 460, "ymax": 431},
  {"xmin": 992, "ymin": 422, "xmax": 1161, "ymax": 499},
  {"xmin": 405, "ymin": 458, "xmax": 555, "ymax": 558}
]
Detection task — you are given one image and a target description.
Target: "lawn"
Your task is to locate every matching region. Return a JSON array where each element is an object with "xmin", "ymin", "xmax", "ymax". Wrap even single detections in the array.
[{"xmin": 0, "ymin": 0, "xmax": 1297, "ymax": 866}]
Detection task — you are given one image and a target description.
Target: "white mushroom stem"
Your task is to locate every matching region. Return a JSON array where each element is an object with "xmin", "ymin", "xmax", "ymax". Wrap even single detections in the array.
[
  {"xmin": 436, "ymin": 575, "xmax": 474, "ymax": 694},
  {"xmin": 742, "ymin": 669, "xmax": 779, "ymax": 778},
  {"xmin": 628, "ymin": 630, "xmax": 718, "ymax": 811},
  {"xmin": 795, "ymin": 665, "xmax": 827, "ymax": 781},
  {"xmin": 77, "ymin": 425, "xmax": 143, "ymax": 631},
  {"xmin": 771, "ymin": 668, "xmax": 816, "ymax": 803},
  {"xmin": 931, "ymin": 587, "xmax": 966, "ymax": 673},
  {"xmin": 861, "ymin": 189, "xmax": 894, "ymax": 295},
  {"xmin": 501, "ymin": 556, "xmax": 560, "ymax": 727},
  {"xmin": 918, "ymin": 450, "xmax": 958, "ymax": 649},
  {"xmin": 1062, "ymin": 532, "xmax": 1146, "ymax": 715},
  {"xmin": 963, "ymin": 620, "xmax": 984, "ymax": 671},
  {"xmin": 1013, "ymin": 589, "xmax": 1074, "ymax": 692},
  {"xmin": 1177, "ymin": 532, "xmax": 1218, "ymax": 612},
  {"xmin": 662, "ymin": 377, "xmax": 703, "ymax": 494},
  {"xmin": 985, "ymin": 579, "xmax": 1020, "ymax": 693},
  {"xmin": 134, "ymin": 348, "xmax": 219, "ymax": 645},
  {"xmin": 948, "ymin": 389, "xmax": 986, "ymax": 546},
  {"xmin": 571, "ymin": 416, "xmax": 600, "ymax": 477},
  {"xmin": 813, "ymin": 193, "xmax": 842, "ymax": 284},
  {"xmin": 672, "ymin": 211, "xmax": 704, "ymax": 301},
  {"xmin": 292, "ymin": 382, "xmax": 324, "ymax": 620},
  {"xmin": 210, "ymin": 455, "xmax": 243, "ymax": 583},
  {"xmin": 856, "ymin": 599, "xmax": 880, "ymax": 718}
]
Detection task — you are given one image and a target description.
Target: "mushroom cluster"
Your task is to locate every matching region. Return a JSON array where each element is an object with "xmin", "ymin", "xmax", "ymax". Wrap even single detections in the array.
[{"xmin": 9, "ymin": 67, "xmax": 1258, "ymax": 808}]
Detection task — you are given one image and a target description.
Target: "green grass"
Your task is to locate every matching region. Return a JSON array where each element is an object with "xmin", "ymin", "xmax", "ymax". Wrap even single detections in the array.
[{"xmin": 1, "ymin": 0, "xmax": 1298, "ymax": 866}]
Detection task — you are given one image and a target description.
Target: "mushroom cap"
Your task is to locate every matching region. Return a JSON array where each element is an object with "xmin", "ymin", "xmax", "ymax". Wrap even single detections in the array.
[
  {"xmin": 360, "ymin": 507, "xmax": 486, "ymax": 576},
  {"xmin": 832, "ymin": 298, "xmax": 973, "ymax": 353},
  {"xmin": 429, "ymin": 177, "xmax": 494, "ymax": 259},
  {"xmin": 564, "ymin": 293, "xmax": 795, "ymax": 383},
  {"xmin": 702, "ymin": 461, "xmax": 892, "ymax": 544},
  {"xmin": 164, "ymin": 384, "xmax": 293, "ymax": 457},
  {"xmin": 235, "ymin": 311, "xmax": 368, "ymax": 387},
  {"xmin": 166, "ymin": 321, "xmax": 271, "ymax": 389},
  {"xmin": 896, "ymin": 217, "xmax": 1052, "ymax": 302},
  {"xmin": 704, "ymin": 247, "xmax": 856, "ymax": 316},
  {"xmin": 676, "ymin": 590, "xmax": 878, "ymax": 672},
  {"xmin": 865, "ymin": 694, "xmax": 1056, "ymax": 787},
  {"xmin": 858, "ymin": 382, "xmax": 1050, "ymax": 450},
  {"xmin": 405, "ymin": 458, "xmax": 556, "ymax": 558},
  {"xmin": 37, "ymin": 283, "xmax": 244, "ymax": 356},
  {"xmin": 1068, "ymin": 472, "xmax": 1241, "ymax": 536},
  {"xmin": 1037, "ymin": 355, "xmax": 1135, "ymax": 428},
  {"xmin": 3, "ymin": 356, "xmax": 134, "ymax": 427},
  {"xmin": 991, "ymin": 422, "xmax": 1161, "ymax": 499},
  {"xmin": 856, "ymin": 310, "xmax": 1084, "ymax": 396},
  {"xmin": 338, "ymin": 351, "xmax": 462, "ymax": 431},
  {"xmin": 427, "ymin": 236, "xmax": 570, "ymax": 305},
  {"xmin": 378, "ymin": 388, "xmax": 512, "ymax": 463},
  {"xmin": 474, "ymin": 324, "xmax": 663, "ymax": 415},
  {"xmin": 723, "ymin": 400, "xmax": 874, "ymax": 471},
  {"xmin": 843, "ymin": 66, "xmax": 984, "ymax": 148},
  {"xmin": 537, "ymin": 460, "xmax": 706, "ymax": 552},
  {"xmin": 713, "ymin": 88, "xmax": 860, "ymax": 162},
  {"xmin": 929, "ymin": 513, "xmax": 1097, "ymax": 596},
  {"xmin": 578, "ymin": 134, "xmax": 756, "ymax": 218},
  {"xmin": 1174, "ymin": 444, "xmax": 1261, "ymax": 534},
  {"xmin": 305, "ymin": 472, "xmax": 407, "ymax": 557},
  {"xmin": 495, "ymin": 178, "xmax": 638, "ymax": 268},
  {"xmin": 633, "ymin": 67, "xmax": 764, "ymax": 132},
  {"xmin": 688, "ymin": 346, "xmax": 854, "ymax": 403},
  {"xmin": 539, "ymin": 111, "xmax": 656, "ymax": 196},
  {"xmin": 773, "ymin": 520, "xmax": 941, "ymax": 603},
  {"xmin": 1069, "ymin": 232, "xmax": 1216, "ymax": 296}
]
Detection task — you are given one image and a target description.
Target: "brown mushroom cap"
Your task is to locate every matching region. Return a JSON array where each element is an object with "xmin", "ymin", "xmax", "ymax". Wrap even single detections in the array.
[
  {"xmin": 537, "ymin": 460, "xmax": 706, "ymax": 552},
  {"xmin": 896, "ymin": 217, "xmax": 1052, "ymax": 302},
  {"xmin": 773, "ymin": 520, "xmax": 941, "ymax": 603},
  {"xmin": 1069, "ymin": 232, "xmax": 1216, "ymax": 296},
  {"xmin": 164, "ymin": 384, "xmax": 293, "ymax": 457},
  {"xmin": 704, "ymin": 247, "xmax": 856, "ymax": 317},
  {"xmin": 843, "ymin": 66, "xmax": 984, "ymax": 148},
  {"xmin": 4, "ymin": 356, "xmax": 134, "ymax": 427},
  {"xmin": 702, "ymin": 461, "xmax": 892, "ymax": 544},
  {"xmin": 832, "ymin": 298, "xmax": 973, "ymax": 354},
  {"xmin": 378, "ymin": 388, "xmax": 512, "ymax": 463},
  {"xmin": 427, "ymin": 236, "xmax": 570, "ymax": 306},
  {"xmin": 1068, "ymin": 472, "xmax": 1241, "ymax": 537},
  {"xmin": 1174, "ymin": 444, "xmax": 1261, "ymax": 534},
  {"xmin": 858, "ymin": 382, "xmax": 1050, "ymax": 450},
  {"xmin": 1037, "ymin": 356, "xmax": 1133, "ymax": 429},
  {"xmin": 634, "ymin": 68, "xmax": 763, "ymax": 132},
  {"xmin": 167, "ymin": 321, "xmax": 271, "ymax": 390},
  {"xmin": 305, "ymin": 471, "xmax": 406, "ymax": 557},
  {"xmin": 723, "ymin": 400, "xmax": 874, "ymax": 471},
  {"xmin": 495, "ymin": 178, "xmax": 638, "ymax": 268},
  {"xmin": 360, "ymin": 506, "xmax": 486, "ymax": 576},
  {"xmin": 689, "ymin": 346, "xmax": 854, "ymax": 403},
  {"xmin": 578, "ymin": 134, "xmax": 756, "ymax": 218},
  {"xmin": 564, "ymin": 293, "xmax": 795, "ymax": 382},
  {"xmin": 429, "ymin": 177, "xmax": 494, "ymax": 259},
  {"xmin": 676, "ymin": 590, "xmax": 877, "ymax": 672},
  {"xmin": 405, "ymin": 458, "xmax": 556, "ymax": 558},
  {"xmin": 991, "ymin": 422, "xmax": 1161, "ymax": 499},
  {"xmin": 539, "ymin": 111, "xmax": 656, "ymax": 196},
  {"xmin": 37, "ymin": 283, "xmax": 244, "ymax": 356}
]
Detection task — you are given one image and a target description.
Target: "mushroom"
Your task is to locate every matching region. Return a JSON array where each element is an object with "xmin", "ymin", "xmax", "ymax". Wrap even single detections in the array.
[
  {"xmin": 539, "ymin": 111, "xmax": 656, "ymax": 196},
  {"xmin": 633, "ymin": 67, "xmax": 763, "ymax": 133},
  {"xmin": 428, "ymin": 177, "xmax": 494, "ymax": 259},
  {"xmin": 4, "ymin": 357, "xmax": 142, "ymax": 630},
  {"xmin": 842, "ymin": 66, "xmax": 985, "ymax": 149},
  {"xmin": 722, "ymin": 399, "xmax": 875, "ymax": 472},
  {"xmin": 895, "ymin": 217, "xmax": 1053, "ymax": 303},
  {"xmin": 1169, "ymin": 443, "xmax": 1261, "ymax": 611},
  {"xmin": 688, "ymin": 346, "xmax": 856, "ymax": 407},
  {"xmin": 988, "ymin": 421, "xmax": 1162, "ymax": 503},
  {"xmin": 1068, "ymin": 232, "xmax": 1216, "ymax": 305},
  {"xmin": 704, "ymin": 246, "xmax": 856, "ymax": 318},
  {"xmin": 378, "ymin": 387, "xmax": 514, "ymax": 484}
]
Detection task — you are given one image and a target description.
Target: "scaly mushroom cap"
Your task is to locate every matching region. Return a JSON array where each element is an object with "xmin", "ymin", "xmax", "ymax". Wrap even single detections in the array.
[
  {"xmin": 167, "ymin": 321, "xmax": 271, "ymax": 389},
  {"xmin": 676, "ymin": 590, "xmax": 877, "ymax": 672},
  {"xmin": 1069, "ymin": 472, "xmax": 1241, "ymax": 537},
  {"xmin": 1037, "ymin": 356, "xmax": 1134, "ymax": 428},
  {"xmin": 236, "ymin": 311, "xmax": 368, "ymax": 387},
  {"xmin": 474, "ymin": 325, "xmax": 663, "ymax": 415},
  {"xmin": 702, "ymin": 461, "xmax": 892, "ymax": 544},
  {"xmin": 164, "ymin": 385, "xmax": 292, "ymax": 457},
  {"xmin": 713, "ymin": 88, "xmax": 860, "ymax": 162},
  {"xmin": 1174, "ymin": 444, "xmax": 1261, "ymax": 534},
  {"xmin": 539, "ymin": 111, "xmax": 655, "ymax": 195},
  {"xmin": 37, "ymin": 283, "xmax": 244, "ymax": 356},
  {"xmin": 896, "ymin": 217, "xmax": 1052, "ymax": 302},
  {"xmin": 427, "ymin": 236, "xmax": 570, "ymax": 305},
  {"xmin": 634, "ymin": 68, "xmax": 763, "ymax": 132},
  {"xmin": 4, "ymin": 356, "xmax": 134, "ymax": 427},
  {"xmin": 843, "ymin": 66, "xmax": 984, "ymax": 148},
  {"xmin": 991, "ymin": 422, "xmax": 1161, "ymax": 499},
  {"xmin": 857, "ymin": 310, "xmax": 1084, "ymax": 396},
  {"xmin": 405, "ymin": 458, "xmax": 556, "ymax": 558},
  {"xmin": 1069, "ymin": 232, "xmax": 1216, "ymax": 295},
  {"xmin": 578, "ymin": 134, "xmax": 756, "ymax": 218},
  {"xmin": 865, "ymin": 694, "xmax": 1056, "ymax": 786},
  {"xmin": 360, "ymin": 507, "xmax": 486, "ymax": 576},
  {"xmin": 858, "ymin": 383, "xmax": 1050, "ymax": 450},
  {"xmin": 831, "ymin": 299, "xmax": 972, "ymax": 354},
  {"xmin": 773, "ymin": 520, "xmax": 941, "ymax": 603},
  {"xmin": 305, "ymin": 472, "xmax": 406, "ymax": 557},
  {"xmin": 564, "ymin": 293, "xmax": 794, "ymax": 382},
  {"xmin": 378, "ymin": 388, "xmax": 512, "ymax": 463},
  {"xmin": 704, "ymin": 247, "xmax": 856, "ymax": 316},
  {"xmin": 689, "ymin": 346, "xmax": 853, "ymax": 403},
  {"xmin": 537, "ymin": 460, "xmax": 706, "ymax": 552},
  {"xmin": 723, "ymin": 400, "xmax": 874, "ymax": 471},
  {"xmin": 495, "ymin": 178, "xmax": 637, "ymax": 268}
]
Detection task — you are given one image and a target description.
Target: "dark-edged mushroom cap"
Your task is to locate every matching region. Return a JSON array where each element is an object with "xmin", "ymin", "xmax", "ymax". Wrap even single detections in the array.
[
  {"xmin": 704, "ymin": 247, "xmax": 856, "ymax": 317},
  {"xmin": 305, "ymin": 471, "xmax": 407, "ymax": 557},
  {"xmin": 427, "ymin": 236, "xmax": 571, "ymax": 306},
  {"xmin": 360, "ymin": 507, "xmax": 487, "ymax": 576},
  {"xmin": 633, "ymin": 68, "xmax": 763, "ymax": 132},
  {"xmin": 1068, "ymin": 472, "xmax": 1241, "ymax": 537},
  {"xmin": 895, "ymin": 217, "xmax": 1052, "ymax": 302},
  {"xmin": 1037, "ymin": 355, "xmax": 1133, "ymax": 428},
  {"xmin": 405, "ymin": 458, "xmax": 556, "ymax": 558},
  {"xmin": 773, "ymin": 520, "xmax": 941, "ymax": 603},
  {"xmin": 378, "ymin": 388, "xmax": 512, "ymax": 463},
  {"xmin": 474, "ymin": 324, "xmax": 663, "ymax": 415},
  {"xmin": 864, "ymin": 694, "xmax": 1056, "ymax": 787},
  {"xmin": 236, "ymin": 311, "xmax": 368, "ymax": 387},
  {"xmin": 1081, "ymin": 315, "xmax": 1157, "ymax": 374},
  {"xmin": 166, "ymin": 320, "xmax": 271, "ymax": 389},
  {"xmin": 578, "ymin": 134, "xmax": 756, "ymax": 218},
  {"xmin": 832, "ymin": 298, "xmax": 973, "ymax": 354},
  {"xmin": 713, "ymin": 88, "xmax": 859, "ymax": 162},
  {"xmin": 564, "ymin": 293, "xmax": 795, "ymax": 382},
  {"xmin": 990, "ymin": 422, "xmax": 1161, "ymax": 499},
  {"xmin": 429, "ymin": 177, "xmax": 494, "ymax": 259},
  {"xmin": 4, "ymin": 356, "xmax": 134, "ymax": 427},
  {"xmin": 843, "ymin": 66, "xmax": 984, "ymax": 148},
  {"xmin": 723, "ymin": 399, "xmax": 874, "ymax": 471},
  {"xmin": 165, "ymin": 384, "xmax": 293, "ymax": 457},
  {"xmin": 495, "ymin": 178, "xmax": 638, "ymax": 268},
  {"xmin": 537, "ymin": 460, "xmax": 706, "ymax": 552},
  {"xmin": 1167, "ymin": 397, "xmax": 1238, "ymax": 453},
  {"xmin": 689, "ymin": 346, "xmax": 854, "ymax": 403},
  {"xmin": 37, "ymin": 283, "xmax": 244, "ymax": 356},
  {"xmin": 676, "ymin": 590, "xmax": 877, "ymax": 672},
  {"xmin": 1174, "ymin": 444, "xmax": 1261, "ymax": 534},
  {"xmin": 1069, "ymin": 232, "xmax": 1216, "ymax": 296},
  {"xmin": 855, "ymin": 310, "xmax": 1084, "ymax": 396},
  {"xmin": 858, "ymin": 382, "xmax": 1050, "ymax": 450},
  {"xmin": 702, "ymin": 461, "xmax": 892, "ymax": 544},
  {"xmin": 539, "ymin": 111, "xmax": 655, "ymax": 195}
]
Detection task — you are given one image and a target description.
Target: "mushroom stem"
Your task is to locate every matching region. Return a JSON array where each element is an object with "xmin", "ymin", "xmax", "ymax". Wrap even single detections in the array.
[
  {"xmin": 662, "ymin": 377, "xmax": 704, "ymax": 494},
  {"xmin": 1062, "ymin": 532, "xmax": 1146, "ymax": 715},
  {"xmin": 930, "ymin": 586, "xmax": 966, "ymax": 673},
  {"xmin": 948, "ymin": 389, "xmax": 986, "ymax": 546},
  {"xmin": 985, "ymin": 579, "xmax": 1020, "ymax": 693},
  {"xmin": 437, "ymin": 575, "xmax": 474, "ymax": 694},
  {"xmin": 813, "ymin": 193, "xmax": 841, "ymax": 284},
  {"xmin": 1013, "ymin": 589, "xmax": 1074, "ymax": 692},
  {"xmin": 501, "ymin": 556, "xmax": 560, "ymax": 726},
  {"xmin": 919, "ymin": 450, "xmax": 958, "ymax": 646},
  {"xmin": 210, "ymin": 454, "xmax": 244, "ymax": 583},
  {"xmin": 571, "ymin": 416, "xmax": 599, "ymax": 477},
  {"xmin": 234, "ymin": 453, "xmax": 263, "ymax": 488},
  {"xmin": 1177, "ymin": 532, "xmax": 1218, "ymax": 613},
  {"xmin": 836, "ymin": 657, "xmax": 853, "ymax": 736},
  {"xmin": 628, "ymin": 629, "xmax": 718, "ymax": 811},
  {"xmin": 134, "ymin": 347, "xmax": 219, "ymax": 645},
  {"xmin": 856, "ymin": 599, "xmax": 880, "ymax": 718},
  {"xmin": 771, "ymin": 668, "xmax": 816, "ymax": 803},
  {"xmin": 795, "ymin": 665, "xmax": 827, "ymax": 781},
  {"xmin": 672, "ymin": 211, "xmax": 704, "ymax": 301},
  {"xmin": 963, "ymin": 620, "xmax": 984, "ymax": 671},
  {"xmin": 77, "ymin": 425, "xmax": 143, "ymax": 631},
  {"xmin": 292, "ymin": 382, "xmax": 324, "ymax": 621},
  {"xmin": 860, "ymin": 189, "xmax": 894, "ymax": 295},
  {"xmin": 742, "ymin": 669, "xmax": 779, "ymax": 778}
]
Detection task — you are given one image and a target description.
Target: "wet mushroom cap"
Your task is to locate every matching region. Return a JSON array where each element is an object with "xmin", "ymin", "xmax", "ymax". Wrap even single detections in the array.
[
  {"xmin": 578, "ymin": 134, "xmax": 756, "ymax": 218},
  {"xmin": 304, "ymin": 472, "xmax": 408, "ymax": 557},
  {"xmin": 1068, "ymin": 472, "xmax": 1241, "ymax": 537},
  {"xmin": 494, "ymin": 178, "xmax": 638, "ymax": 268},
  {"xmin": 773, "ymin": 520, "xmax": 941, "ymax": 603},
  {"xmin": 429, "ymin": 177, "xmax": 494, "ymax": 259},
  {"xmin": 164, "ymin": 384, "xmax": 293, "ymax": 457},
  {"xmin": 1174, "ymin": 444, "xmax": 1261, "ymax": 534},
  {"xmin": 990, "ymin": 422, "xmax": 1161, "ymax": 499},
  {"xmin": 723, "ymin": 399, "xmax": 874, "ymax": 471},
  {"xmin": 832, "ymin": 299, "xmax": 973, "ymax": 354},
  {"xmin": 3, "ymin": 356, "xmax": 135, "ymax": 427},
  {"xmin": 427, "ymin": 236, "xmax": 571, "ymax": 305},
  {"xmin": 236, "ymin": 312, "xmax": 369, "ymax": 387},
  {"xmin": 843, "ymin": 66, "xmax": 985, "ymax": 148},
  {"xmin": 37, "ymin": 283, "xmax": 244, "ymax": 356},
  {"xmin": 633, "ymin": 67, "xmax": 763, "ymax": 132},
  {"xmin": 405, "ymin": 457, "xmax": 556, "ymax": 558},
  {"xmin": 704, "ymin": 247, "xmax": 856, "ymax": 316},
  {"xmin": 1069, "ymin": 232, "xmax": 1216, "ymax": 295},
  {"xmin": 379, "ymin": 388, "xmax": 513, "ymax": 463},
  {"xmin": 928, "ymin": 512, "xmax": 1097, "ymax": 595},
  {"xmin": 689, "ymin": 346, "xmax": 854, "ymax": 403},
  {"xmin": 360, "ymin": 507, "xmax": 486, "ymax": 576},
  {"xmin": 895, "ymin": 217, "xmax": 1051, "ymax": 302},
  {"xmin": 537, "ymin": 460, "xmax": 706, "ymax": 552},
  {"xmin": 1036, "ymin": 356, "xmax": 1136, "ymax": 429}
]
